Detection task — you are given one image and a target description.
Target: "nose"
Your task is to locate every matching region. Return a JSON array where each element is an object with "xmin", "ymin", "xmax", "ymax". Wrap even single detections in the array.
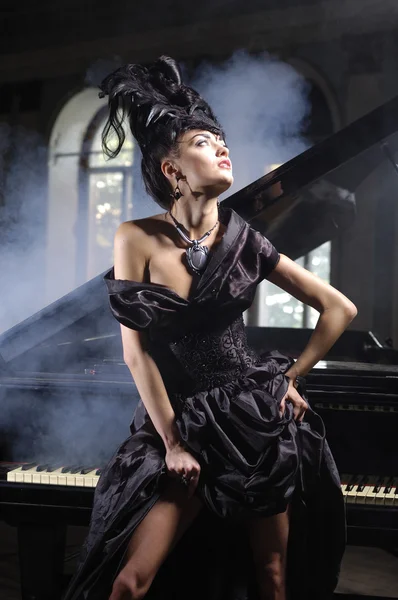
[{"xmin": 216, "ymin": 143, "xmax": 229, "ymax": 158}]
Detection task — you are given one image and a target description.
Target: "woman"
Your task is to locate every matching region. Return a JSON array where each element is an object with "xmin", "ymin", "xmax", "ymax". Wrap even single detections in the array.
[{"xmin": 64, "ymin": 56, "xmax": 355, "ymax": 600}]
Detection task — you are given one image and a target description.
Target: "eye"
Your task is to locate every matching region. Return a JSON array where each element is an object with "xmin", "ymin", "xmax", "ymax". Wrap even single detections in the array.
[{"xmin": 196, "ymin": 139, "xmax": 208, "ymax": 146}]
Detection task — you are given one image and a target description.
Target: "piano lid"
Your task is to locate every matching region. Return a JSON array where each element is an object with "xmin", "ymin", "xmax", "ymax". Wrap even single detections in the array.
[
  {"xmin": 0, "ymin": 271, "xmax": 121, "ymax": 373},
  {"xmin": 2, "ymin": 94, "xmax": 398, "ymax": 372},
  {"xmin": 223, "ymin": 93, "xmax": 398, "ymax": 258}
]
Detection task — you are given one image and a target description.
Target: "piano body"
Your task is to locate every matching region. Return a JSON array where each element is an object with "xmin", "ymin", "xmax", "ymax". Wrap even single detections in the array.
[{"xmin": 2, "ymin": 96, "xmax": 398, "ymax": 599}]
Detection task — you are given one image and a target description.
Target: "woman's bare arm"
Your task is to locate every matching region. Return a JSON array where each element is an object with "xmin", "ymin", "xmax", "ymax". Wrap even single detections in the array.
[
  {"xmin": 267, "ymin": 254, "xmax": 358, "ymax": 380},
  {"xmin": 114, "ymin": 221, "xmax": 181, "ymax": 451}
]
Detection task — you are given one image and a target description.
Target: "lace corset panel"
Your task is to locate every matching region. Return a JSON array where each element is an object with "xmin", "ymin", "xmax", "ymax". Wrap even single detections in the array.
[{"xmin": 167, "ymin": 315, "xmax": 260, "ymax": 394}]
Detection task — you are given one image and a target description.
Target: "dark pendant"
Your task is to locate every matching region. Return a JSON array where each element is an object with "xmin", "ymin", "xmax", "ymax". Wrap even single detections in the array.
[{"xmin": 186, "ymin": 244, "xmax": 209, "ymax": 274}]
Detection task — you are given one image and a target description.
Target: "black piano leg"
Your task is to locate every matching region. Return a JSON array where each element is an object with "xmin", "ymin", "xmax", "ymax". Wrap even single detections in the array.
[{"xmin": 18, "ymin": 522, "xmax": 66, "ymax": 600}]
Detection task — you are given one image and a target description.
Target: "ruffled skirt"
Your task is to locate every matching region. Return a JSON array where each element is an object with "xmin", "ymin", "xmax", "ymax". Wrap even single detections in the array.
[{"xmin": 63, "ymin": 350, "xmax": 345, "ymax": 600}]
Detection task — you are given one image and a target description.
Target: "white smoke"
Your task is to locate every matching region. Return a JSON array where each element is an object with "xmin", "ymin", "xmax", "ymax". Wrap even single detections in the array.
[
  {"xmin": 191, "ymin": 50, "xmax": 310, "ymax": 196},
  {"xmin": 0, "ymin": 124, "xmax": 47, "ymax": 333}
]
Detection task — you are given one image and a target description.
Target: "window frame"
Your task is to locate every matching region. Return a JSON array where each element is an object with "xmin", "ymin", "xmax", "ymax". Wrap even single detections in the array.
[{"xmin": 75, "ymin": 107, "xmax": 136, "ymax": 282}]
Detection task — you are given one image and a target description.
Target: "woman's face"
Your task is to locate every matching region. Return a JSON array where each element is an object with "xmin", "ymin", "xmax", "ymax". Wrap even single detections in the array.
[{"xmin": 163, "ymin": 129, "xmax": 233, "ymax": 198}]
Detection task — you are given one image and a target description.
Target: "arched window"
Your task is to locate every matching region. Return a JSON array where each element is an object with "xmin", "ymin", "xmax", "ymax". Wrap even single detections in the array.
[
  {"xmin": 76, "ymin": 109, "xmax": 135, "ymax": 281},
  {"xmin": 47, "ymin": 88, "xmax": 106, "ymax": 303},
  {"xmin": 48, "ymin": 88, "xmax": 153, "ymax": 303}
]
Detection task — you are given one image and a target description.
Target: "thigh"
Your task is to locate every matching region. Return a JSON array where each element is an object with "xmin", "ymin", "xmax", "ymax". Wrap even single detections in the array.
[
  {"xmin": 247, "ymin": 506, "xmax": 290, "ymax": 569},
  {"xmin": 122, "ymin": 478, "xmax": 203, "ymax": 576}
]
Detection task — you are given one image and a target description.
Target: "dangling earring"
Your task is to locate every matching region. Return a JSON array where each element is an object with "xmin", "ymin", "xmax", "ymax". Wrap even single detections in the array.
[
  {"xmin": 172, "ymin": 176, "xmax": 184, "ymax": 201},
  {"xmin": 217, "ymin": 198, "xmax": 220, "ymax": 207}
]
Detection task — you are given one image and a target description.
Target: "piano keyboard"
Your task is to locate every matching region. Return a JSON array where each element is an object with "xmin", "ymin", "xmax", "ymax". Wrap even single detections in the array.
[
  {"xmin": 341, "ymin": 474, "xmax": 398, "ymax": 505},
  {"xmin": 1, "ymin": 465, "xmax": 397, "ymax": 503},
  {"xmin": 1, "ymin": 463, "xmax": 102, "ymax": 487}
]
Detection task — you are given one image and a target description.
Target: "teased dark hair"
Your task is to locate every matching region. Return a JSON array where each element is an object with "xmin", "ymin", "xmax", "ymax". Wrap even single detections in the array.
[{"xmin": 98, "ymin": 55, "xmax": 225, "ymax": 210}]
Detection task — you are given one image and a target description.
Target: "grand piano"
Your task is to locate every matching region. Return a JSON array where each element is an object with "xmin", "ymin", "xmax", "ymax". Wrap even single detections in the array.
[{"xmin": 1, "ymin": 95, "xmax": 398, "ymax": 600}]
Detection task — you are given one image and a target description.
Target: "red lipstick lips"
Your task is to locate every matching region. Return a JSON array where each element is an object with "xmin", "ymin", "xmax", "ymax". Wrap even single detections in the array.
[{"xmin": 218, "ymin": 159, "xmax": 232, "ymax": 169}]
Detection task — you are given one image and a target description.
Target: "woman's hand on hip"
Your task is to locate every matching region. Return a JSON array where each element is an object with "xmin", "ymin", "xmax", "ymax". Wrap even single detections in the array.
[
  {"xmin": 280, "ymin": 379, "xmax": 308, "ymax": 422},
  {"xmin": 165, "ymin": 443, "xmax": 201, "ymax": 498}
]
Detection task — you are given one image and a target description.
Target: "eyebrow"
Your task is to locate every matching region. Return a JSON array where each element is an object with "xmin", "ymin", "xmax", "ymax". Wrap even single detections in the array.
[{"xmin": 188, "ymin": 132, "xmax": 224, "ymax": 143}]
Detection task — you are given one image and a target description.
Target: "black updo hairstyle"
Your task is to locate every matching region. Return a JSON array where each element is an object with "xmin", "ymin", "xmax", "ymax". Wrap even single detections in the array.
[{"xmin": 98, "ymin": 55, "xmax": 225, "ymax": 210}]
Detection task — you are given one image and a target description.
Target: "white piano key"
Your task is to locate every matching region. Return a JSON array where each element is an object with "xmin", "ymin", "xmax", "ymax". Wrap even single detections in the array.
[
  {"xmin": 7, "ymin": 466, "xmax": 24, "ymax": 482},
  {"xmin": 65, "ymin": 467, "xmax": 86, "ymax": 486},
  {"xmin": 354, "ymin": 476, "xmax": 375, "ymax": 504},
  {"xmin": 346, "ymin": 475, "xmax": 361, "ymax": 503},
  {"xmin": 40, "ymin": 470, "xmax": 52, "ymax": 485},
  {"xmin": 352, "ymin": 475, "xmax": 380, "ymax": 505},
  {"xmin": 24, "ymin": 467, "xmax": 39, "ymax": 484},
  {"xmin": 384, "ymin": 479, "xmax": 397, "ymax": 506},
  {"xmin": 350, "ymin": 476, "xmax": 369, "ymax": 503},
  {"xmin": 67, "ymin": 469, "xmax": 99, "ymax": 487},
  {"xmin": 365, "ymin": 477, "xmax": 384, "ymax": 504},
  {"xmin": 57, "ymin": 469, "xmax": 71, "ymax": 486},
  {"xmin": 340, "ymin": 474, "xmax": 349, "ymax": 495},
  {"xmin": 32, "ymin": 468, "xmax": 47, "ymax": 484},
  {"xmin": 83, "ymin": 470, "xmax": 100, "ymax": 487},
  {"xmin": 375, "ymin": 477, "xmax": 391, "ymax": 505},
  {"xmin": 65, "ymin": 467, "xmax": 97, "ymax": 487},
  {"xmin": 49, "ymin": 468, "xmax": 68, "ymax": 485},
  {"xmin": 38, "ymin": 466, "xmax": 63, "ymax": 485},
  {"xmin": 340, "ymin": 473, "xmax": 354, "ymax": 498}
]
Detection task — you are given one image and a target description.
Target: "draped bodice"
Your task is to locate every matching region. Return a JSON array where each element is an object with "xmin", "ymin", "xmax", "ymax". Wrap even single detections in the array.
[{"xmin": 104, "ymin": 207, "xmax": 281, "ymax": 396}]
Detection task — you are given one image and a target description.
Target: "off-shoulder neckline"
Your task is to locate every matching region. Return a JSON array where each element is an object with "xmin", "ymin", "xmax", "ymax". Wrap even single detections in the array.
[
  {"xmin": 107, "ymin": 276, "xmax": 191, "ymax": 304},
  {"xmin": 104, "ymin": 207, "xmax": 246, "ymax": 304}
]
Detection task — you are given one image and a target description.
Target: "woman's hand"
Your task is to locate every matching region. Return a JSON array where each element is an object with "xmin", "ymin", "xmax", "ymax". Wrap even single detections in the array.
[
  {"xmin": 165, "ymin": 443, "xmax": 201, "ymax": 498},
  {"xmin": 280, "ymin": 379, "xmax": 308, "ymax": 422}
]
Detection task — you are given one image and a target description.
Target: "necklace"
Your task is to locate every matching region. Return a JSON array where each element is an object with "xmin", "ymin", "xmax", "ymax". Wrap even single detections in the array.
[{"xmin": 168, "ymin": 211, "xmax": 219, "ymax": 275}]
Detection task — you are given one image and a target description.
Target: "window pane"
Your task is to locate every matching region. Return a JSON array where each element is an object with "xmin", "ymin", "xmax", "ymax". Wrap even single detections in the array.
[
  {"xmin": 87, "ymin": 171, "xmax": 124, "ymax": 278},
  {"xmin": 259, "ymin": 256, "xmax": 305, "ymax": 328},
  {"xmin": 256, "ymin": 243, "xmax": 331, "ymax": 329}
]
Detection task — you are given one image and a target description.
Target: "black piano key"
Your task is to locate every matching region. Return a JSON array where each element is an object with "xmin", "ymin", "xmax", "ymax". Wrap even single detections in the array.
[
  {"xmin": 372, "ymin": 476, "xmax": 385, "ymax": 494},
  {"xmin": 70, "ymin": 465, "xmax": 86, "ymax": 474},
  {"xmin": 61, "ymin": 466, "xmax": 73, "ymax": 473},
  {"xmin": 81, "ymin": 466, "xmax": 97, "ymax": 475},
  {"xmin": 21, "ymin": 463, "xmax": 37, "ymax": 471},
  {"xmin": 383, "ymin": 477, "xmax": 394, "ymax": 494},
  {"xmin": 61, "ymin": 464, "xmax": 82, "ymax": 474},
  {"xmin": 95, "ymin": 469, "xmax": 102, "ymax": 476},
  {"xmin": 346, "ymin": 474, "xmax": 358, "ymax": 492},
  {"xmin": 356, "ymin": 475, "xmax": 369, "ymax": 493},
  {"xmin": 46, "ymin": 464, "xmax": 63, "ymax": 473},
  {"xmin": 36, "ymin": 464, "xmax": 51, "ymax": 472}
]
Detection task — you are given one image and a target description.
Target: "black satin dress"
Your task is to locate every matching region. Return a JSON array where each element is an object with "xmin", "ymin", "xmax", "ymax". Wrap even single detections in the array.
[{"xmin": 63, "ymin": 207, "xmax": 346, "ymax": 600}]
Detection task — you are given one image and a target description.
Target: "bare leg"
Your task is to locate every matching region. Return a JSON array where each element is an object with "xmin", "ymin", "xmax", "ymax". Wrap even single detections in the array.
[
  {"xmin": 109, "ymin": 479, "xmax": 203, "ymax": 600},
  {"xmin": 247, "ymin": 506, "xmax": 290, "ymax": 600}
]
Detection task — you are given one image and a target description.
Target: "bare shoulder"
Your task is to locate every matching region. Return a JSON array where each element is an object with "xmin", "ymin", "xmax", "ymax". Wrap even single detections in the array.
[
  {"xmin": 115, "ymin": 213, "xmax": 167, "ymax": 249},
  {"xmin": 114, "ymin": 213, "xmax": 167, "ymax": 281}
]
